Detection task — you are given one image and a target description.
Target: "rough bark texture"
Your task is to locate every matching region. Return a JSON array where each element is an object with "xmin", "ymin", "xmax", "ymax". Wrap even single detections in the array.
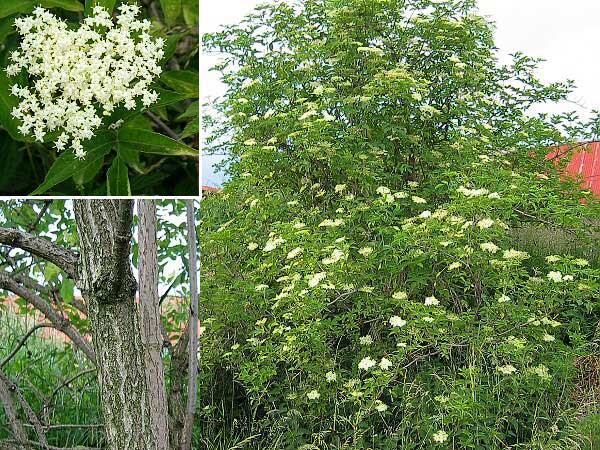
[
  {"xmin": 180, "ymin": 200, "xmax": 199, "ymax": 450},
  {"xmin": 74, "ymin": 200, "xmax": 158, "ymax": 450},
  {"xmin": 137, "ymin": 200, "xmax": 170, "ymax": 450},
  {"xmin": 0, "ymin": 228, "xmax": 78, "ymax": 278},
  {"xmin": 0, "ymin": 371, "xmax": 28, "ymax": 450},
  {"xmin": 168, "ymin": 326, "xmax": 189, "ymax": 450}
]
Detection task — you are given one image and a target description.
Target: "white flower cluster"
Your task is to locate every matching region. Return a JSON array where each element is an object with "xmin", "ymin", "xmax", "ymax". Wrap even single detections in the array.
[{"xmin": 7, "ymin": 5, "xmax": 164, "ymax": 157}]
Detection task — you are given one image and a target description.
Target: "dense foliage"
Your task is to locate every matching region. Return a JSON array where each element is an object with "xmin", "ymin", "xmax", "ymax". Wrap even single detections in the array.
[
  {"xmin": 202, "ymin": 0, "xmax": 600, "ymax": 448},
  {"xmin": 0, "ymin": 0, "xmax": 199, "ymax": 195}
]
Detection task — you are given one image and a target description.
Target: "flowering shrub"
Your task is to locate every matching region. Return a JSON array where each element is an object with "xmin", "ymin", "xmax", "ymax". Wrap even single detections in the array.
[
  {"xmin": 0, "ymin": 0, "xmax": 198, "ymax": 195},
  {"xmin": 201, "ymin": 0, "xmax": 600, "ymax": 448}
]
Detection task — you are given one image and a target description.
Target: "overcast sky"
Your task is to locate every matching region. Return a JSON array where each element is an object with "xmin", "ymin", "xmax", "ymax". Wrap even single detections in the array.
[{"xmin": 201, "ymin": 0, "xmax": 600, "ymax": 186}]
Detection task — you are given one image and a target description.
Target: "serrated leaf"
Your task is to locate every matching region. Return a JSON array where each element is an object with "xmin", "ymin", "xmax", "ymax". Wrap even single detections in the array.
[
  {"xmin": 106, "ymin": 156, "xmax": 130, "ymax": 195},
  {"xmin": 0, "ymin": 1, "xmax": 34, "ymax": 19},
  {"xmin": 180, "ymin": 119, "xmax": 198, "ymax": 138},
  {"xmin": 31, "ymin": 131, "xmax": 114, "ymax": 195},
  {"xmin": 160, "ymin": 71, "xmax": 199, "ymax": 98},
  {"xmin": 117, "ymin": 128, "xmax": 198, "ymax": 156},
  {"xmin": 159, "ymin": 0, "xmax": 181, "ymax": 26},
  {"xmin": 41, "ymin": 0, "xmax": 84, "ymax": 11},
  {"xmin": 84, "ymin": 0, "xmax": 116, "ymax": 15},
  {"xmin": 178, "ymin": 100, "xmax": 199, "ymax": 120}
]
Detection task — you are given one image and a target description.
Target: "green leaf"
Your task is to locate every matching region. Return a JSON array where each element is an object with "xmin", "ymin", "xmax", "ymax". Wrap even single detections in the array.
[
  {"xmin": 159, "ymin": 0, "xmax": 181, "ymax": 26},
  {"xmin": 178, "ymin": 100, "xmax": 199, "ymax": 120},
  {"xmin": 60, "ymin": 278, "xmax": 74, "ymax": 304},
  {"xmin": 0, "ymin": 2, "xmax": 34, "ymax": 19},
  {"xmin": 43, "ymin": 263, "xmax": 60, "ymax": 281},
  {"xmin": 0, "ymin": 17, "xmax": 16, "ymax": 42},
  {"xmin": 181, "ymin": 0, "xmax": 198, "ymax": 25},
  {"xmin": 0, "ymin": 136, "xmax": 22, "ymax": 193},
  {"xmin": 106, "ymin": 156, "xmax": 130, "ymax": 195},
  {"xmin": 72, "ymin": 150, "xmax": 105, "ymax": 186},
  {"xmin": 180, "ymin": 119, "xmax": 198, "ymax": 138},
  {"xmin": 31, "ymin": 131, "xmax": 113, "ymax": 195},
  {"xmin": 145, "ymin": 88, "xmax": 187, "ymax": 111},
  {"xmin": 161, "ymin": 33, "xmax": 183, "ymax": 63},
  {"xmin": 117, "ymin": 128, "xmax": 198, "ymax": 156},
  {"xmin": 0, "ymin": 71, "xmax": 28, "ymax": 141},
  {"xmin": 84, "ymin": 0, "xmax": 116, "ymax": 15},
  {"xmin": 40, "ymin": 0, "xmax": 84, "ymax": 12},
  {"xmin": 160, "ymin": 71, "xmax": 199, "ymax": 98}
]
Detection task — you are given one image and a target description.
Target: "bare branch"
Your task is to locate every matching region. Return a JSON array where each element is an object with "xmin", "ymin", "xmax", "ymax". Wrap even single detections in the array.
[
  {"xmin": 0, "ymin": 273, "xmax": 95, "ymax": 363},
  {"xmin": 0, "ymin": 228, "xmax": 78, "ymax": 279},
  {"xmin": 27, "ymin": 201, "xmax": 52, "ymax": 232},
  {"xmin": 0, "ymin": 368, "xmax": 49, "ymax": 450},
  {"xmin": 180, "ymin": 200, "xmax": 199, "ymax": 450},
  {"xmin": 0, "ymin": 324, "xmax": 54, "ymax": 369},
  {"xmin": 0, "ymin": 373, "xmax": 28, "ymax": 450}
]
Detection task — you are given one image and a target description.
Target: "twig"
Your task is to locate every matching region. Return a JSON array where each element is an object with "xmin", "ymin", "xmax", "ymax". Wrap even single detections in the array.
[
  {"xmin": 28, "ymin": 201, "xmax": 51, "ymax": 232},
  {"xmin": 145, "ymin": 111, "xmax": 180, "ymax": 140},
  {"xmin": 0, "ymin": 324, "xmax": 54, "ymax": 369},
  {"xmin": 47, "ymin": 369, "xmax": 95, "ymax": 406}
]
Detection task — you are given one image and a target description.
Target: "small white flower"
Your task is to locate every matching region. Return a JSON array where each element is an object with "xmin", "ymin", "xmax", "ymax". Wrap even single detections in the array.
[
  {"xmin": 477, "ymin": 218, "xmax": 495, "ymax": 229},
  {"xmin": 389, "ymin": 316, "xmax": 407, "ymax": 328},
  {"xmin": 503, "ymin": 249, "xmax": 529, "ymax": 260},
  {"xmin": 497, "ymin": 364, "xmax": 517, "ymax": 375},
  {"xmin": 374, "ymin": 400, "xmax": 388, "ymax": 412},
  {"xmin": 358, "ymin": 356, "xmax": 376, "ymax": 371},
  {"xmin": 255, "ymin": 284, "xmax": 268, "ymax": 291},
  {"xmin": 308, "ymin": 272, "xmax": 327, "ymax": 288},
  {"xmin": 334, "ymin": 184, "xmax": 346, "ymax": 193},
  {"xmin": 247, "ymin": 242, "xmax": 259, "ymax": 250},
  {"xmin": 423, "ymin": 317, "xmax": 434, "ymax": 323},
  {"xmin": 411, "ymin": 196, "xmax": 427, "ymax": 204},
  {"xmin": 359, "ymin": 335, "xmax": 373, "ymax": 345},
  {"xmin": 547, "ymin": 271, "xmax": 563, "ymax": 283},
  {"xmin": 497, "ymin": 294, "xmax": 511, "ymax": 303},
  {"xmin": 392, "ymin": 291, "xmax": 407, "ymax": 300},
  {"xmin": 447, "ymin": 261, "xmax": 462, "ymax": 270},
  {"xmin": 424, "ymin": 296, "xmax": 440, "ymax": 306},
  {"xmin": 322, "ymin": 249, "xmax": 345, "ymax": 265},
  {"xmin": 542, "ymin": 333, "xmax": 555, "ymax": 342},
  {"xmin": 379, "ymin": 357, "xmax": 392, "ymax": 370},
  {"xmin": 480, "ymin": 242, "xmax": 499, "ymax": 253},
  {"xmin": 562, "ymin": 275, "xmax": 574, "ymax": 281},
  {"xmin": 306, "ymin": 390, "xmax": 320, "ymax": 400},
  {"xmin": 263, "ymin": 237, "xmax": 285, "ymax": 252},
  {"xmin": 358, "ymin": 246, "xmax": 373, "ymax": 256},
  {"xmin": 325, "ymin": 371, "xmax": 337, "ymax": 382},
  {"xmin": 419, "ymin": 210, "xmax": 432, "ymax": 219},
  {"xmin": 432, "ymin": 430, "xmax": 448, "ymax": 443},
  {"xmin": 545, "ymin": 255, "xmax": 560, "ymax": 263},
  {"xmin": 286, "ymin": 247, "xmax": 303, "ymax": 259},
  {"xmin": 376, "ymin": 186, "xmax": 391, "ymax": 195}
]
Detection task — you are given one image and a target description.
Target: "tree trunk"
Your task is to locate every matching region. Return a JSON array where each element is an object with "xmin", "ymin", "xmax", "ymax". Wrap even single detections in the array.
[
  {"xmin": 137, "ymin": 200, "xmax": 170, "ymax": 450},
  {"xmin": 180, "ymin": 200, "xmax": 199, "ymax": 450},
  {"xmin": 73, "ymin": 200, "xmax": 164, "ymax": 450}
]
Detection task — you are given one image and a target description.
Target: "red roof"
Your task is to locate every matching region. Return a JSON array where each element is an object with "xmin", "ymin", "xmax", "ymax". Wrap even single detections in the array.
[{"xmin": 548, "ymin": 141, "xmax": 600, "ymax": 196}]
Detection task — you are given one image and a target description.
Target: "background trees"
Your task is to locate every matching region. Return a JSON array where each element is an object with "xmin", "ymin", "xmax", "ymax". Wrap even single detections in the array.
[
  {"xmin": 0, "ymin": 200, "xmax": 199, "ymax": 450},
  {"xmin": 202, "ymin": 0, "xmax": 600, "ymax": 448}
]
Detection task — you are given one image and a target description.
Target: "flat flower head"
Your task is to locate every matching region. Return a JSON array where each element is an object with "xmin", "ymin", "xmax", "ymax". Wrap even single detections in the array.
[
  {"xmin": 358, "ymin": 356, "xmax": 376, "ymax": 371},
  {"xmin": 8, "ymin": 6, "xmax": 163, "ymax": 157}
]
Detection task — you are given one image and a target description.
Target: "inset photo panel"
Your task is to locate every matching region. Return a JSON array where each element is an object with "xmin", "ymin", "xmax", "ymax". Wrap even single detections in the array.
[
  {"xmin": 0, "ymin": 0, "xmax": 199, "ymax": 196},
  {"xmin": 0, "ymin": 199, "xmax": 200, "ymax": 449},
  {"xmin": 201, "ymin": 0, "xmax": 600, "ymax": 448}
]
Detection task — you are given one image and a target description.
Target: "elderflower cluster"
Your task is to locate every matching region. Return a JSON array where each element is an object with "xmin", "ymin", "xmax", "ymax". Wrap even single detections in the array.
[{"xmin": 7, "ymin": 5, "xmax": 164, "ymax": 157}]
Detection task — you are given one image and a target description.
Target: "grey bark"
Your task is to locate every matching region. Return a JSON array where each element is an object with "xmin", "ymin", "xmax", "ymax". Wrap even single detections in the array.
[
  {"xmin": 137, "ymin": 200, "xmax": 170, "ymax": 450},
  {"xmin": 0, "ymin": 371, "xmax": 28, "ymax": 450},
  {"xmin": 73, "ymin": 200, "xmax": 160, "ymax": 450},
  {"xmin": 180, "ymin": 200, "xmax": 199, "ymax": 450},
  {"xmin": 0, "ymin": 228, "xmax": 78, "ymax": 278}
]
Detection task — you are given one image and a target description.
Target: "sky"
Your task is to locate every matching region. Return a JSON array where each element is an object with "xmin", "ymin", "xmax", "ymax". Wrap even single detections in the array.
[{"xmin": 201, "ymin": 0, "xmax": 600, "ymax": 186}]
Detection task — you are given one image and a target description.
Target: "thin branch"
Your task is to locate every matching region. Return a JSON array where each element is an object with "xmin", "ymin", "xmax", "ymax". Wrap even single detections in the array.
[
  {"xmin": 47, "ymin": 369, "xmax": 95, "ymax": 406},
  {"xmin": 28, "ymin": 201, "xmax": 51, "ymax": 232},
  {"xmin": 0, "ymin": 368, "xmax": 49, "ymax": 450},
  {"xmin": 0, "ymin": 273, "xmax": 95, "ymax": 363},
  {"xmin": 180, "ymin": 200, "xmax": 199, "ymax": 450},
  {"xmin": 0, "ymin": 228, "xmax": 78, "ymax": 279},
  {"xmin": 1, "ymin": 324, "xmax": 54, "ymax": 369},
  {"xmin": 0, "ymin": 373, "xmax": 28, "ymax": 450},
  {"xmin": 145, "ymin": 111, "xmax": 180, "ymax": 139},
  {"xmin": 0, "ymin": 440, "xmax": 101, "ymax": 450}
]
